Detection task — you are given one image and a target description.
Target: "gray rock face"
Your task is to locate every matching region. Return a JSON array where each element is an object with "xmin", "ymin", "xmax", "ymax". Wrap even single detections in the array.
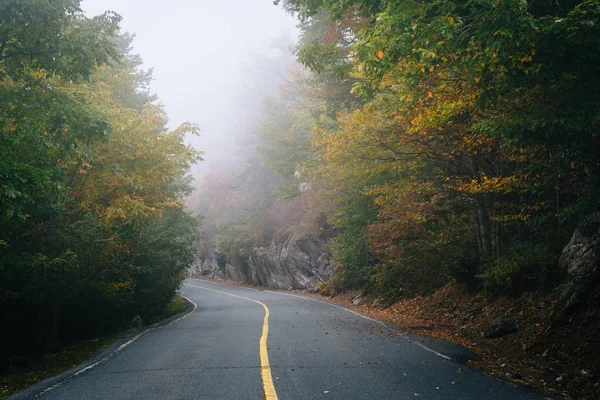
[
  {"xmin": 189, "ymin": 234, "xmax": 333, "ymax": 292},
  {"xmin": 559, "ymin": 222, "xmax": 599, "ymax": 281},
  {"xmin": 248, "ymin": 234, "xmax": 333, "ymax": 291},
  {"xmin": 546, "ymin": 213, "xmax": 600, "ymax": 331},
  {"xmin": 189, "ymin": 244, "xmax": 251, "ymax": 284}
]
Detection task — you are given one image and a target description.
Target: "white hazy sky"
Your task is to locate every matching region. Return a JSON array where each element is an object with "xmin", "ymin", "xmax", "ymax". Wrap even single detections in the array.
[{"xmin": 82, "ymin": 0, "xmax": 298, "ymax": 160}]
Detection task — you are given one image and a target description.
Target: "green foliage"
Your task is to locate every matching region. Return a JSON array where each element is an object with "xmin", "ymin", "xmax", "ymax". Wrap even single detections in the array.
[
  {"xmin": 0, "ymin": 1, "xmax": 201, "ymax": 369},
  {"xmin": 0, "ymin": 0, "xmax": 121, "ymax": 80},
  {"xmin": 161, "ymin": 296, "xmax": 188, "ymax": 319},
  {"xmin": 215, "ymin": 217, "xmax": 257, "ymax": 265},
  {"xmin": 483, "ymin": 243, "xmax": 558, "ymax": 295},
  {"xmin": 256, "ymin": 97, "xmax": 313, "ymax": 181},
  {"xmin": 329, "ymin": 195, "xmax": 378, "ymax": 289},
  {"xmin": 130, "ymin": 207, "xmax": 200, "ymax": 321}
]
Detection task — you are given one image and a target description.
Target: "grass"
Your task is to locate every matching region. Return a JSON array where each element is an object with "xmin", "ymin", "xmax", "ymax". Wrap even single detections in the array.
[
  {"xmin": 0, "ymin": 295, "xmax": 189, "ymax": 399},
  {"xmin": 161, "ymin": 295, "xmax": 188, "ymax": 319}
]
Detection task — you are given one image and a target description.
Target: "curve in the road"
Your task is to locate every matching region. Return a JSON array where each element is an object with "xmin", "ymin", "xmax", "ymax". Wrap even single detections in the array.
[
  {"xmin": 12, "ymin": 279, "xmax": 551, "ymax": 400},
  {"xmin": 186, "ymin": 283, "xmax": 279, "ymax": 400}
]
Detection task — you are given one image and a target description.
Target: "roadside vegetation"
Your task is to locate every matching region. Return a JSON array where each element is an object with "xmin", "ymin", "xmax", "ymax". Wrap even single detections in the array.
[
  {"xmin": 0, "ymin": 295, "xmax": 189, "ymax": 399},
  {"xmin": 161, "ymin": 296, "xmax": 189, "ymax": 320},
  {"xmin": 0, "ymin": 334, "xmax": 117, "ymax": 399},
  {"xmin": 0, "ymin": 0, "xmax": 200, "ymax": 378}
]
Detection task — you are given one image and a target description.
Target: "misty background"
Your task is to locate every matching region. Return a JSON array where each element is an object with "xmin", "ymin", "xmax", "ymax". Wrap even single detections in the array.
[{"xmin": 82, "ymin": 0, "xmax": 298, "ymax": 174}]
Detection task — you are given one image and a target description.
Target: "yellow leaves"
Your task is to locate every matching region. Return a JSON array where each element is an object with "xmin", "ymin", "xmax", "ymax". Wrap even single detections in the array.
[
  {"xmin": 65, "ymin": 67, "xmax": 201, "ymax": 225},
  {"xmin": 520, "ymin": 55, "xmax": 532, "ymax": 63},
  {"xmin": 376, "ymin": 50, "xmax": 385, "ymax": 59},
  {"xmin": 566, "ymin": 161, "xmax": 591, "ymax": 174},
  {"xmin": 108, "ymin": 281, "xmax": 135, "ymax": 292},
  {"xmin": 105, "ymin": 206, "xmax": 127, "ymax": 221},
  {"xmin": 455, "ymin": 174, "xmax": 528, "ymax": 195},
  {"xmin": 31, "ymin": 69, "xmax": 50, "ymax": 80}
]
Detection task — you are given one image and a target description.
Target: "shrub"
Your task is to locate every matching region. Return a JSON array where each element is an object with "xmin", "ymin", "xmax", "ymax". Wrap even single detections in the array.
[{"xmin": 482, "ymin": 243, "xmax": 557, "ymax": 295}]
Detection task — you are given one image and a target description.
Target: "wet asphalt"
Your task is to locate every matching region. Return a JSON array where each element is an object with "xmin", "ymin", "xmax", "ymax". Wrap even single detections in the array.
[{"xmin": 27, "ymin": 278, "xmax": 550, "ymax": 400}]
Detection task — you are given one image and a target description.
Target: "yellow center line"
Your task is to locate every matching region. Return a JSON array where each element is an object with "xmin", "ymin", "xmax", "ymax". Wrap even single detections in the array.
[{"xmin": 186, "ymin": 283, "xmax": 279, "ymax": 400}]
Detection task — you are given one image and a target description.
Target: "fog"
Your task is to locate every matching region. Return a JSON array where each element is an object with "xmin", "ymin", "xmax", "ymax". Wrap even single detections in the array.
[{"xmin": 82, "ymin": 0, "xmax": 298, "ymax": 169}]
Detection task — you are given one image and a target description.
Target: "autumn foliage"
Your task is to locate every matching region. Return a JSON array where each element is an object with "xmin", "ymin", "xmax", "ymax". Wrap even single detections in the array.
[{"xmin": 264, "ymin": 0, "xmax": 600, "ymax": 298}]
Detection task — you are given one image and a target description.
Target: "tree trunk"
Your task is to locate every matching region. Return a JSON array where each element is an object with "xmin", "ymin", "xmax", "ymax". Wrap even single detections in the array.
[{"xmin": 476, "ymin": 195, "xmax": 492, "ymax": 259}]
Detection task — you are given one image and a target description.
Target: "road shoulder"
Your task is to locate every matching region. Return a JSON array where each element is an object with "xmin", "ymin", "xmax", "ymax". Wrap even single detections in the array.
[{"xmin": 6, "ymin": 296, "xmax": 196, "ymax": 400}]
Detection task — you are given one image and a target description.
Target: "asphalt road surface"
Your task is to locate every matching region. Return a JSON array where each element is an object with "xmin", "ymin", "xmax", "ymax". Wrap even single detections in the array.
[{"xmin": 28, "ymin": 278, "xmax": 550, "ymax": 399}]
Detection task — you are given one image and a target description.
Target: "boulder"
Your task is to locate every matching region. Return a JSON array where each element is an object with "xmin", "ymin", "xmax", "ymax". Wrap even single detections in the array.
[
  {"xmin": 188, "ymin": 244, "xmax": 250, "ymax": 284},
  {"xmin": 353, "ymin": 295, "xmax": 367, "ymax": 306},
  {"xmin": 484, "ymin": 317, "xmax": 519, "ymax": 339},
  {"xmin": 546, "ymin": 213, "xmax": 600, "ymax": 332}
]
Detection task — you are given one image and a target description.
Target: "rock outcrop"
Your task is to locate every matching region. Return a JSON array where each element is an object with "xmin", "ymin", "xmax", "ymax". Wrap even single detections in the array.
[
  {"xmin": 249, "ymin": 234, "xmax": 333, "ymax": 291},
  {"xmin": 190, "ymin": 234, "xmax": 333, "ymax": 292},
  {"xmin": 189, "ymin": 244, "xmax": 251, "ymax": 283},
  {"xmin": 546, "ymin": 212, "xmax": 600, "ymax": 332}
]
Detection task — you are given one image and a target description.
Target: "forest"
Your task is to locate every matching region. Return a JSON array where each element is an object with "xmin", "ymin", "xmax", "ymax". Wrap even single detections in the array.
[
  {"xmin": 202, "ymin": 0, "xmax": 599, "ymax": 299},
  {"xmin": 0, "ymin": 0, "xmax": 200, "ymax": 369}
]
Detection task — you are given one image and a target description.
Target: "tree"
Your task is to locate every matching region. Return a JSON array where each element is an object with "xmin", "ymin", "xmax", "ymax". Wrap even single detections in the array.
[{"xmin": 0, "ymin": 1, "xmax": 202, "ymax": 367}]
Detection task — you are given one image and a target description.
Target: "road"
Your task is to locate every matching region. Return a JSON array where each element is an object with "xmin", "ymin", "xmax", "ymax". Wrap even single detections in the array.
[{"xmin": 28, "ymin": 278, "xmax": 549, "ymax": 399}]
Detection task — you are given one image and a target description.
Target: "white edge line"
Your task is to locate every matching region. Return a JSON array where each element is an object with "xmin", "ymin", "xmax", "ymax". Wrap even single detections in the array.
[
  {"xmin": 264, "ymin": 290, "xmax": 452, "ymax": 361},
  {"xmin": 33, "ymin": 295, "xmax": 198, "ymax": 398}
]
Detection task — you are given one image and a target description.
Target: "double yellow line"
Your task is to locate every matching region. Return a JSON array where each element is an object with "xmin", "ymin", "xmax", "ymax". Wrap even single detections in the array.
[{"xmin": 186, "ymin": 284, "xmax": 278, "ymax": 400}]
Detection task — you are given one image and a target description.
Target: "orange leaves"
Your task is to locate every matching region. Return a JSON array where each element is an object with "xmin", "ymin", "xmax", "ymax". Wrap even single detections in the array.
[{"xmin": 454, "ymin": 175, "xmax": 527, "ymax": 196}]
